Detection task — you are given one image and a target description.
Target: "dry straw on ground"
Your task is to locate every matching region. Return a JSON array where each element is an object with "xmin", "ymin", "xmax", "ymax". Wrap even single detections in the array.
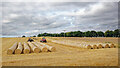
[{"xmin": 7, "ymin": 42, "xmax": 18, "ymax": 55}]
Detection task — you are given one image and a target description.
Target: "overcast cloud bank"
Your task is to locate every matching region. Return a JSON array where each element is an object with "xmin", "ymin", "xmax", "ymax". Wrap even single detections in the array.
[{"xmin": 1, "ymin": 2, "xmax": 118, "ymax": 37}]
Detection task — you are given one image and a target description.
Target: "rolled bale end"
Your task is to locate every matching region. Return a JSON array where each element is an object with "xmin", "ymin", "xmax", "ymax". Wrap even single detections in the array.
[
  {"xmin": 15, "ymin": 42, "xmax": 23, "ymax": 54},
  {"xmin": 110, "ymin": 44, "xmax": 115, "ymax": 48},
  {"xmin": 24, "ymin": 49, "xmax": 30, "ymax": 54},
  {"xmin": 38, "ymin": 42, "xmax": 56, "ymax": 52},
  {"xmin": 104, "ymin": 44, "xmax": 110, "ymax": 48},
  {"xmin": 42, "ymin": 47, "xmax": 48, "ymax": 52},
  {"xmin": 28, "ymin": 42, "xmax": 40, "ymax": 53},
  {"xmin": 23, "ymin": 42, "xmax": 30, "ymax": 54},
  {"xmin": 7, "ymin": 49, "xmax": 13, "ymax": 55},
  {"xmin": 15, "ymin": 49, "xmax": 21, "ymax": 54},
  {"xmin": 49, "ymin": 47, "xmax": 56, "ymax": 52},
  {"xmin": 86, "ymin": 45, "xmax": 92, "ymax": 49},
  {"xmin": 7, "ymin": 42, "xmax": 18, "ymax": 55},
  {"xmin": 33, "ymin": 42, "xmax": 47, "ymax": 52},
  {"xmin": 98, "ymin": 44, "xmax": 103, "ymax": 49},
  {"xmin": 33, "ymin": 48, "xmax": 40, "ymax": 53},
  {"xmin": 92, "ymin": 45, "xmax": 98, "ymax": 49}
]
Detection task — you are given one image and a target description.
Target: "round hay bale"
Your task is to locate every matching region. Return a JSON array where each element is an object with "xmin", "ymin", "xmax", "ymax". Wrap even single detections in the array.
[
  {"xmin": 109, "ymin": 44, "xmax": 115, "ymax": 48},
  {"xmin": 49, "ymin": 46, "xmax": 56, "ymax": 52},
  {"xmin": 104, "ymin": 44, "xmax": 110, "ymax": 48},
  {"xmin": 28, "ymin": 42, "xmax": 40, "ymax": 53},
  {"xmin": 7, "ymin": 42, "xmax": 18, "ymax": 55},
  {"xmin": 84, "ymin": 45, "xmax": 92, "ymax": 49},
  {"xmin": 34, "ymin": 48, "xmax": 40, "ymax": 53},
  {"xmin": 24, "ymin": 49, "xmax": 30, "ymax": 54},
  {"xmin": 15, "ymin": 49, "xmax": 21, "ymax": 54},
  {"xmin": 41, "ymin": 47, "xmax": 48, "ymax": 52},
  {"xmin": 87, "ymin": 45, "xmax": 92, "ymax": 49},
  {"xmin": 97, "ymin": 44, "xmax": 103, "ymax": 49},
  {"xmin": 91, "ymin": 45, "xmax": 97, "ymax": 49},
  {"xmin": 23, "ymin": 42, "xmax": 30, "ymax": 54},
  {"xmin": 7, "ymin": 49, "xmax": 13, "ymax": 55},
  {"xmin": 33, "ymin": 42, "xmax": 48, "ymax": 52},
  {"xmin": 37, "ymin": 42, "xmax": 56, "ymax": 52},
  {"xmin": 15, "ymin": 42, "xmax": 23, "ymax": 54}
]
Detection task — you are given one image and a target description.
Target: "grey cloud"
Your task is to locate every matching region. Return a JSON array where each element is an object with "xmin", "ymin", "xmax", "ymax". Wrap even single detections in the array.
[{"xmin": 1, "ymin": 2, "xmax": 118, "ymax": 37}]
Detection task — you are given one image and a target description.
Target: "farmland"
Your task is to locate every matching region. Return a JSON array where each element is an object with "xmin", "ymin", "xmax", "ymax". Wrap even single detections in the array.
[{"xmin": 2, "ymin": 37, "xmax": 119, "ymax": 66}]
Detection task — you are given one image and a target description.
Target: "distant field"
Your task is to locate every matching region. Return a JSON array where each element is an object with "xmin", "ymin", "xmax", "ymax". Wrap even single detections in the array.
[{"xmin": 2, "ymin": 37, "xmax": 119, "ymax": 66}]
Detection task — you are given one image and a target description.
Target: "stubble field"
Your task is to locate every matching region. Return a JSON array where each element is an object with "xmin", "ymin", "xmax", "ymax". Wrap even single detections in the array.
[{"xmin": 1, "ymin": 37, "xmax": 119, "ymax": 66}]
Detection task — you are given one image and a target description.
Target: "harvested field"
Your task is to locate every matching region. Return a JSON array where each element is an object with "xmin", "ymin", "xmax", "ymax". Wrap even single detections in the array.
[{"xmin": 2, "ymin": 37, "xmax": 119, "ymax": 66}]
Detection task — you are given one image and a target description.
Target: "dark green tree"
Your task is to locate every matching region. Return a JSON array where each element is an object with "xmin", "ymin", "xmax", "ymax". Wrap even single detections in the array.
[
  {"xmin": 37, "ymin": 34, "xmax": 42, "ymax": 37},
  {"xmin": 91, "ymin": 31, "xmax": 97, "ymax": 37},
  {"xmin": 97, "ymin": 31, "xmax": 104, "ymax": 37},
  {"xmin": 33, "ymin": 35, "xmax": 36, "ymax": 37},
  {"xmin": 77, "ymin": 31, "xmax": 83, "ymax": 37},
  {"xmin": 85, "ymin": 31, "xmax": 92, "ymax": 37},
  {"xmin": 104, "ymin": 30, "xmax": 114, "ymax": 37},
  {"xmin": 22, "ymin": 35, "xmax": 25, "ymax": 37},
  {"xmin": 60, "ymin": 32, "xmax": 64, "ymax": 37},
  {"xmin": 113, "ymin": 29, "xmax": 120, "ymax": 37}
]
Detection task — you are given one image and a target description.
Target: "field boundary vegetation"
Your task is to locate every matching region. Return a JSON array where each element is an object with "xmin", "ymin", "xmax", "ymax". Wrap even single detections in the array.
[
  {"xmin": 36, "ymin": 29, "xmax": 120, "ymax": 37},
  {"xmin": 21, "ymin": 29, "xmax": 119, "ymax": 37}
]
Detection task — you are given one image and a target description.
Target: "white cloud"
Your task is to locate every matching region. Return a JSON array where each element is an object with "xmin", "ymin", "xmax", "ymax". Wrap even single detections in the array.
[
  {"xmin": 25, "ymin": 30, "xmax": 39, "ymax": 34},
  {"xmin": 87, "ymin": 3, "xmax": 104, "ymax": 15},
  {"xmin": 2, "ymin": 19, "xmax": 11, "ymax": 23},
  {"xmin": 32, "ymin": 22, "xmax": 37, "ymax": 25},
  {"xmin": 9, "ymin": 14, "xmax": 19, "ymax": 18}
]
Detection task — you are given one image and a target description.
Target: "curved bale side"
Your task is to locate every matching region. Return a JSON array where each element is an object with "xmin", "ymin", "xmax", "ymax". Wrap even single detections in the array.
[
  {"xmin": 109, "ymin": 44, "xmax": 115, "ymax": 48},
  {"xmin": 7, "ymin": 42, "xmax": 18, "ymax": 55},
  {"xmin": 97, "ymin": 44, "xmax": 103, "ymax": 49},
  {"xmin": 83, "ymin": 45, "xmax": 92, "ymax": 49},
  {"xmin": 28, "ymin": 42, "xmax": 40, "ymax": 53},
  {"xmin": 103, "ymin": 44, "xmax": 110, "ymax": 48},
  {"xmin": 91, "ymin": 44, "xmax": 98, "ymax": 49},
  {"xmin": 47, "ymin": 46, "xmax": 56, "ymax": 52},
  {"xmin": 38, "ymin": 42, "xmax": 56, "ymax": 52},
  {"xmin": 15, "ymin": 42, "xmax": 23, "ymax": 54},
  {"xmin": 33, "ymin": 42, "xmax": 48, "ymax": 52},
  {"xmin": 23, "ymin": 42, "xmax": 30, "ymax": 54}
]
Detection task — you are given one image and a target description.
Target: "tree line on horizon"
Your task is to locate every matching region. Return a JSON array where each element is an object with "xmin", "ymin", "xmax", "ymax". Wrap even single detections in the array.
[
  {"xmin": 22, "ymin": 29, "xmax": 120, "ymax": 37},
  {"xmin": 37, "ymin": 29, "xmax": 120, "ymax": 37}
]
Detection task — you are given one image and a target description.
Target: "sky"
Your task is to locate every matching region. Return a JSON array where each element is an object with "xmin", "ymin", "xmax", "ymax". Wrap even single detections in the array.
[{"xmin": 1, "ymin": 2, "xmax": 119, "ymax": 37}]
